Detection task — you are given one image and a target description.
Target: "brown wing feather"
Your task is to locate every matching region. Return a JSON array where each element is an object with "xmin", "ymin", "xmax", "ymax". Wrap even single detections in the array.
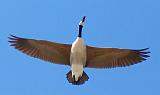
[
  {"xmin": 8, "ymin": 35, "xmax": 71, "ymax": 65},
  {"xmin": 86, "ymin": 46, "xmax": 150, "ymax": 68}
]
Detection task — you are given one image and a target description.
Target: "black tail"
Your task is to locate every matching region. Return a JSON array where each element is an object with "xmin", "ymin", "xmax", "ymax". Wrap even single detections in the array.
[{"xmin": 66, "ymin": 71, "xmax": 89, "ymax": 85}]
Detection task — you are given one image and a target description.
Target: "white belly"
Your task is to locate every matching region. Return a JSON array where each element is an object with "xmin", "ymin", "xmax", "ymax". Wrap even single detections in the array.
[
  {"xmin": 71, "ymin": 64, "xmax": 83, "ymax": 81},
  {"xmin": 70, "ymin": 37, "xmax": 86, "ymax": 81}
]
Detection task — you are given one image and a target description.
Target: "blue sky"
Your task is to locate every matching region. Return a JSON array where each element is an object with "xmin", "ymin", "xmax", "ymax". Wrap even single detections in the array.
[{"xmin": 0, "ymin": 0, "xmax": 159, "ymax": 95}]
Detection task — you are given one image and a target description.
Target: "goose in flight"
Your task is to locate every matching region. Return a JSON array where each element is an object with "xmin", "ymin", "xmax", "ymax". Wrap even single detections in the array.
[{"xmin": 8, "ymin": 16, "xmax": 150, "ymax": 85}]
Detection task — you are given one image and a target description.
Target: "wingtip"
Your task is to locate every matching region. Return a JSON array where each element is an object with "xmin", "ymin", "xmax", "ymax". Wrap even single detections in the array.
[
  {"xmin": 8, "ymin": 35, "xmax": 24, "ymax": 41},
  {"xmin": 139, "ymin": 48, "xmax": 150, "ymax": 62},
  {"xmin": 139, "ymin": 48, "xmax": 149, "ymax": 51},
  {"xmin": 8, "ymin": 35, "xmax": 22, "ymax": 45},
  {"xmin": 135, "ymin": 48, "xmax": 150, "ymax": 53},
  {"xmin": 11, "ymin": 34, "xmax": 21, "ymax": 38},
  {"xmin": 9, "ymin": 34, "xmax": 16, "ymax": 38},
  {"xmin": 133, "ymin": 48, "xmax": 150, "ymax": 63},
  {"xmin": 142, "ymin": 55, "xmax": 150, "ymax": 58}
]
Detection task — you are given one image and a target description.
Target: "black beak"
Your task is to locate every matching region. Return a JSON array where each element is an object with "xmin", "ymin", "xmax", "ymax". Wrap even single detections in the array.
[
  {"xmin": 78, "ymin": 16, "xmax": 86, "ymax": 37},
  {"xmin": 82, "ymin": 16, "xmax": 86, "ymax": 22}
]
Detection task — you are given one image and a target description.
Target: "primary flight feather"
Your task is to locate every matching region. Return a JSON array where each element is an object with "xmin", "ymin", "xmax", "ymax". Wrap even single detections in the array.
[{"xmin": 9, "ymin": 16, "xmax": 150, "ymax": 85}]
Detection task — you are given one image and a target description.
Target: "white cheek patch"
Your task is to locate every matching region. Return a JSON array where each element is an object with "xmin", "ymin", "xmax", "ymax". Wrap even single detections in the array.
[{"xmin": 79, "ymin": 21, "xmax": 84, "ymax": 26}]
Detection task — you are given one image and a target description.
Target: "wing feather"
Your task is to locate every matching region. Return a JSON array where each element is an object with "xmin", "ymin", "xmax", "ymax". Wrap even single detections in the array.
[
  {"xmin": 8, "ymin": 35, "xmax": 71, "ymax": 65},
  {"xmin": 86, "ymin": 46, "xmax": 150, "ymax": 68}
]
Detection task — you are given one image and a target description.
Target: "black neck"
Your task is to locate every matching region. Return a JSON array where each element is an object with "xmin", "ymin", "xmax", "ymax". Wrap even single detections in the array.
[{"xmin": 78, "ymin": 25, "xmax": 83, "ymax": 37}]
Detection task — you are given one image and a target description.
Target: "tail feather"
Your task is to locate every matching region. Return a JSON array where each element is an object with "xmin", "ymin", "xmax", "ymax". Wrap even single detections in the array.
[{"xmin": 66, "ymin": 71, "xmax": 89, "ymax": 85}]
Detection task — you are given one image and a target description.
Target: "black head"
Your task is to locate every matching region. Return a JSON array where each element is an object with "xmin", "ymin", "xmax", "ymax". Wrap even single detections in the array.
[{"xmin": 78, "ymin": 16, "xmax": 86, "ymax": 37}]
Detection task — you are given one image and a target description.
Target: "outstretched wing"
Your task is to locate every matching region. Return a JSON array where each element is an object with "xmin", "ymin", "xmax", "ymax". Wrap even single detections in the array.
[
  {"xmin": 86, "ymin": 46, "xmax": 150, "ymax": 68},
  {"xmin": 8, "ymin": 35, "xmax": 71, "ymax": 65}
]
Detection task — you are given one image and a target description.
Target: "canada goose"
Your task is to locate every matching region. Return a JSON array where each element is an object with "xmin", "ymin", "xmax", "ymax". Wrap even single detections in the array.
[{"xmin": 8, "ymin": 16, "xmax": 150, "ymax": 85}]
